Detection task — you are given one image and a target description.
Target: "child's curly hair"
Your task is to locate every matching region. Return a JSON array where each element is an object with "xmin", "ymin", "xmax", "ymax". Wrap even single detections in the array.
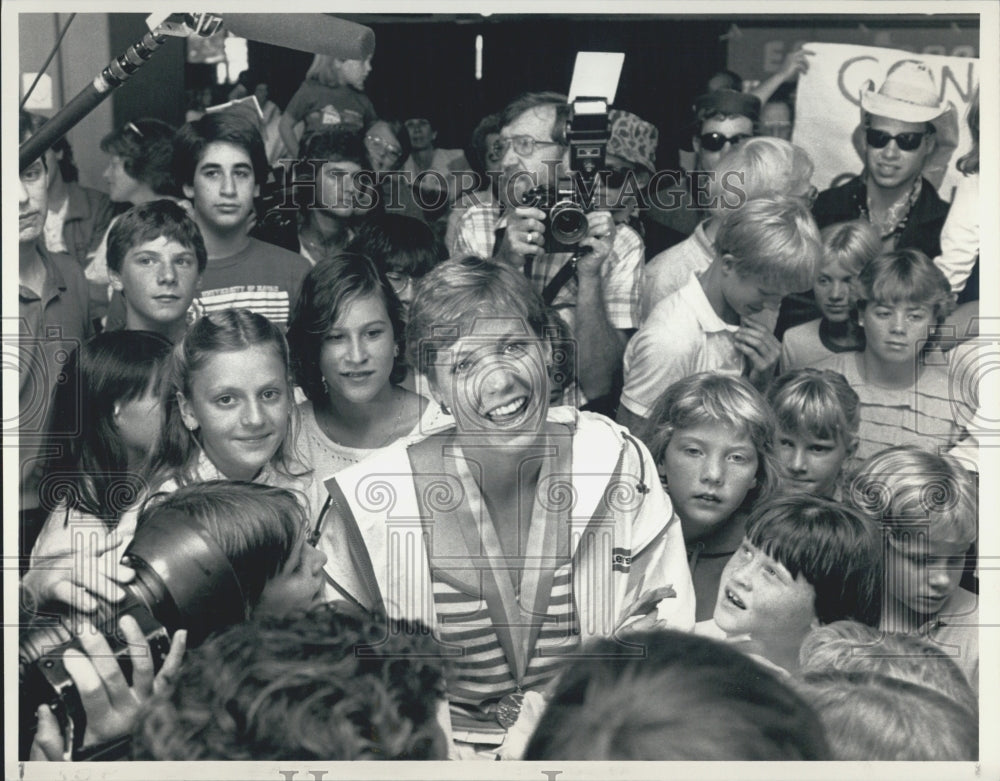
[{"xmin": 133, "ymin": 603, "xmax": 449, "ymax": 760}]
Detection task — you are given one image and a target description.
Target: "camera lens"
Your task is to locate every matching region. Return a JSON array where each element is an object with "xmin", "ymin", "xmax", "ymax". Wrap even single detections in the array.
[{"xmin": 549, "ymin": 202, "xmax": 589, "ymax": 244}]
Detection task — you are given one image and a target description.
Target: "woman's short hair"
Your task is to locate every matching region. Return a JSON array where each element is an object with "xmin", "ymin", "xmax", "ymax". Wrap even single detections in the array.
[
  {"xmin": 286, "ymin": 253, "xmax": 407, "ymax": 402},
  {"xmin": 147, "ymin": 309, "xmax": 299, "ymax": 488},
  {"xmin": 853, "ymin": 248, "xmax": 955, "ymax": 324},
  {"xmin": 714, "ymin": 194, "xmax": 821, "ymax": 292},
  {"xmin": 798, "ymin": 620, "xmax": 978, "ymax": 716},
  {"xmin": 646, "ymin": 372, "xmax": 782, "ymax": 509},
  {"xmin": 100, "ymin": 118, "xmax": 180, "ymax": 197},
  {"xmin": 138, "ymin": 480, "xmax": 303, "ymax": 616},
  {"xmin": 767, "ymin": 368, "xmax": 860, "ymax": 447},
  {"xmin": 524, "ymin": 630, "xmax": 829, "ymax": 760},
  {"xmin": 819, "ymin": 219, "xmax": 882, "ymax": 277},
  {"xmin": 744, "ymin": 494, "xmax": 883, "ymax": 626},
  {"xmin": 405, "ymin": 256, "xmax": 549, "ymax": 374},
  {"xmin": 848, "ymin": 445, "xmax": 977, "ymax": 549}
]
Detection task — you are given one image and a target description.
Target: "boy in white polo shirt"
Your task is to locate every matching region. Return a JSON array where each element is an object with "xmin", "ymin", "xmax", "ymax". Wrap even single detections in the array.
[{"xmin": 619, "ymin": 195, "xmax": 820, "ymax": 435}]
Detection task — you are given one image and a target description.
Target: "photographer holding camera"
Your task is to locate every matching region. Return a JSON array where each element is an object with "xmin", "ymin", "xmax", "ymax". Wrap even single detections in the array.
[{"xmin": 451, "ymin": 92, "xmax": 644, "ymax": 413}]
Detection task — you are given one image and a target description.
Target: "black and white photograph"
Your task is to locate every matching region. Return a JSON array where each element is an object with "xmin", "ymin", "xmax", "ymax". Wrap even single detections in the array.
[{"xmin": 6, "ymin": 2, "xmax": 997, "ymax": 778}]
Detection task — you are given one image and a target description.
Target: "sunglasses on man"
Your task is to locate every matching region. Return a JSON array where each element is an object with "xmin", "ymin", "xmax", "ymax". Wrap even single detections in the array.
[
  {"xmin": 865, "ymin": 128, "xmax": 927, "ymax": 152},
  {"xmin": 698, "ymin": 132, "xmax": 753, "ymax": 152}
]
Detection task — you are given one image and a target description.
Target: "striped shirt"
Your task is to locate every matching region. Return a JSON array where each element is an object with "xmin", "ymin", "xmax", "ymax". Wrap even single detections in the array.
[
  {"xmin": 194, "ymin": 238, "xmax": 311, "ymax": 329},
  {"xmin": 431, "ymin": 560, "xmax": 580, "ymax": 733},
  {"xmin": 815, "ymin": 351, "xmax": 974, "ymax": 472}
]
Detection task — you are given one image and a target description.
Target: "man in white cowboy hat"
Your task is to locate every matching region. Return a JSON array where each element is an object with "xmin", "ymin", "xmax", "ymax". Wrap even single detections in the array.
[{"xmin": 811, "ymin": 61, "xmax": 958, "ymax": 258}]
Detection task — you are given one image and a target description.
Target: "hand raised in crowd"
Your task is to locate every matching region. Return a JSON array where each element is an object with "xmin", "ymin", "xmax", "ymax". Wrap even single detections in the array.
[
  {"xmin": 779, "ymin": 47, "xmax": 814, "ymax": 81},
  {"xmin": 734, "ymin": 315, "xmax": 782, "ymax": 383},
  {"xmin": 22, "ymin": 531, "xmax": 135, "ymax": 615},
  {"xmin": 617, "ymin": 585, "xmax": 678, "ymax": 634},
  {"xmin": 29, "ymin": 617, "xmax": 187, "ymax": 761}
]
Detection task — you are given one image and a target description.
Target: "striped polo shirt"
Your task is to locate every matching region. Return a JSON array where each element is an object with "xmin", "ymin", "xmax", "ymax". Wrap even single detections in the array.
[{"xmin": 431, "ymin": 560, "xmax": 580, "ymax": 733}]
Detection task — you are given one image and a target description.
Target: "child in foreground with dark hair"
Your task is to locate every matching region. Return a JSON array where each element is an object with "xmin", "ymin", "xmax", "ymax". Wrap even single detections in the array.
[
  {"xmin": 523, "ymin": 629, "xmax": 829, "ymax": 760},
  {"xmin": 106, "ymin": 200, "xmax": 207, "ymax": 343},
  {"xmin": 26, "ymin": 480, "xmax": 327, "ymax": 761},
  {"xmin": 767, "ymin": 368, "xmax": 860, "ymax": 498},
  {"xmin": 849, "ymin": 445, "xmax": 979, "ymax": 687},
  {"xmin": 132, "ymin": 603, "xmax": 448, "ymax": 760},
  {"xmin": 709, "ymin": 494, "xmax": 882, "ymax": 674},
  {"xmin": 795, "ymin": 671, "xmax": 977, "ymax": 761}
]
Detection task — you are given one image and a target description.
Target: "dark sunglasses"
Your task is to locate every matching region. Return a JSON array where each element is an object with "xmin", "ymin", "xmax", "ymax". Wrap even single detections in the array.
[
  {"xmin": 698, "ymin": 132, "xmax": 752, "ymax": 152},
  {"xmin": 865, "ymin": 128, "xmax": 927, "ymax": 152}
]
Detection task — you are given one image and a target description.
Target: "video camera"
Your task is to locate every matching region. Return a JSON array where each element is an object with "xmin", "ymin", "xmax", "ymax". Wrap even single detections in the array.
[{"xmin": 19, "ymin": 509, "xmax": 248, "ymax": 759}]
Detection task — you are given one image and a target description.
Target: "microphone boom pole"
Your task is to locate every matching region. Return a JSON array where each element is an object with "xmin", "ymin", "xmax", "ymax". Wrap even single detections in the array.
[
  {"xmin": 19, "ymin": 12, "xmax": 375, "ymax": 172},
  {"xmin": 19, "ymin": 28, "xmax": 170, "ymax": 171}
]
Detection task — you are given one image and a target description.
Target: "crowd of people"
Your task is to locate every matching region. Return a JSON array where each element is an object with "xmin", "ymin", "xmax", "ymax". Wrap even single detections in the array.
[{"xmin": 16, "ymin": 42, "xmax": 981, "ymax": 763}]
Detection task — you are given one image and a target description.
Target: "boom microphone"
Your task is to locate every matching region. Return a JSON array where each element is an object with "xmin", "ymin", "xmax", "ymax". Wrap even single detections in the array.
[
  {"xmin": 223, "ymin": 14, "xmax": 375, "ymax": 60},
  {"xmin": 19, "ymin": 13, "xmax": 376, "ymax": 171}
]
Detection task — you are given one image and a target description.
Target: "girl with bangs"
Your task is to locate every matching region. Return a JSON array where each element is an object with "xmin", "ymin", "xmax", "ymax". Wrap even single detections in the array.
[
  {"xmin": 813, "ymin": 249, "xmax": 975, "ymax": 466},
  {"xmin": 32, "ymin": 310, "xmax": 313, "ymax": 625},
  {"xmin": 285, "ymin": 253, "xmax": 445, "ymax": 522},
  {"xmin": 311, "ymin": 256, "xmax": 694, "ymax": 759},
  {"xmin": 24, "ymin": 331, "xmax": 173, "ymax": 609},
  {"xmin": 710, "ymin": 494, "xmax": 882, "ymax": 674},
  {"xmin": 645, "ymin": 373, "xmax": 782, "ymax": 622}
]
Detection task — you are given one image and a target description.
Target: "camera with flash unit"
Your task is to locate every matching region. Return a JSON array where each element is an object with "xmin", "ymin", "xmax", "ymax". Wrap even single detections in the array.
[{"xmin": 519, "ymin": 95, "xmax": 611, "ymax": 255}]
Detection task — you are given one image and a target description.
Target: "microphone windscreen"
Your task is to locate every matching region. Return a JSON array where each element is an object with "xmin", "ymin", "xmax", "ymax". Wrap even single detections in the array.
[{"xmin": 223, "ymin": 14, "xmax": 375, "ymax": 60}]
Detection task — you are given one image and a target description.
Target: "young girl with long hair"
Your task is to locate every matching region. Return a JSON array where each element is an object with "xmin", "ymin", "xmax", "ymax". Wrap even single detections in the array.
[{"xmin": 25, "ymin": 331, "xmax": 173, "ymax": 608}]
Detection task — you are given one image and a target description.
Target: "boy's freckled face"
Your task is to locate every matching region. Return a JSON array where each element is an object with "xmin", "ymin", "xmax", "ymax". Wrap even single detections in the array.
[
  {"xmin": 662, "ymin": 422, "xmax": 758, "ymax": 542},
  {"xmin": 885, "ymin": 534, "xmax": 968, "ymax": 618},
  {"xmin": 109, "ymin": 236, "xmax": 201, "ymax": 330},
  {"xmin": 714, "ymin": 539, "xmax": 818, "ymax": 639}
]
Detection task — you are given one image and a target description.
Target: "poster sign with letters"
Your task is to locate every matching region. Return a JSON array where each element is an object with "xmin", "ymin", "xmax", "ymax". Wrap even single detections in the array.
[{"xmin": 793, "ymin": 42, "xmax": 978, "ymax": 201}]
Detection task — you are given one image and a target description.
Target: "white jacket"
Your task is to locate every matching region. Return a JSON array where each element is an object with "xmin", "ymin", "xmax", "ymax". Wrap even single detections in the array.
[{"xmin": 316, "ymin": 407, "xmax": 695, "ymax": 639}]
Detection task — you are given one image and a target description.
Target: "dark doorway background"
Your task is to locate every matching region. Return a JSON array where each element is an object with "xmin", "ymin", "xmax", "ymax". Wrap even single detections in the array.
[
  {"xmin": 105, "ymin": 12, "xmax": 978, "ymax": 172},
  {"xmin": 245, "ymin": 15, "xmax": 729, "ymax": 169}
]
